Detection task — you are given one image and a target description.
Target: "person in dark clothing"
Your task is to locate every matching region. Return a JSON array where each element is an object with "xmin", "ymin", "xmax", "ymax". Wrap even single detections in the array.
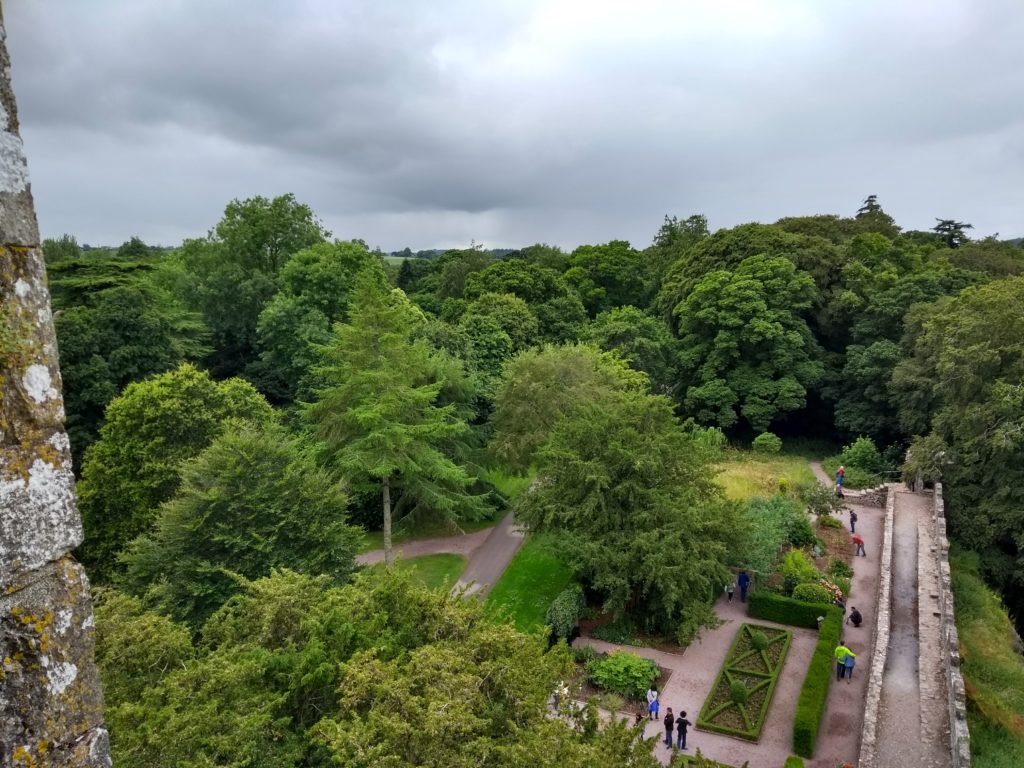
[
  {"xmin": 738, "ymin": 570, "xmax": 750, "ymax": 602},
  {"xmin": 850, "ymin": 509, "xmax": 858, "ymax": 533},
  {"xmin": 663, "ymin": 708, "xmax": 675, "ymax": 747},
  {"xmin": 847, "ymin": 607, "xmax": 863, "ymax": 628},
  {"xmin": 675, "ymin": 711, "xmax": 692, "ymax": 750}
]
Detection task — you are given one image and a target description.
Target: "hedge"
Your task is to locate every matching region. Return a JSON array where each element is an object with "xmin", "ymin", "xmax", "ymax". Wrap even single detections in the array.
[
  {"xmin": 783, "ymin": 758, "xmax": 805, "ymax": 768},
  {"xmin": 792, "ymin": 610, "xmax": 843, "ymax": 757},
  {"xmin": 747, "ymin": 591, "xmax": 836, "ymax": 629},
  {"xmin": 697, "ymin": 623, "xmax": 792, "ymax": 741}
]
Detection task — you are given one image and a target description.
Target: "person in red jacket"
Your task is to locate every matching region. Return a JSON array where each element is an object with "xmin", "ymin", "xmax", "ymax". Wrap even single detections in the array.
[{"xmin": 852, "ymin": 533, "xmax": 866, "ymax": 557}]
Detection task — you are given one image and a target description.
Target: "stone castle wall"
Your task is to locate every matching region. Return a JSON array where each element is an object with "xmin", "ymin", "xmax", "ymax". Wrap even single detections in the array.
[
  {"xmin": 932, "ymin": 484, "xmax": 972, "ymax": 768},
  {"xmin": 0, "ymin": 9, "xmax": 111, "ymax": 767}
]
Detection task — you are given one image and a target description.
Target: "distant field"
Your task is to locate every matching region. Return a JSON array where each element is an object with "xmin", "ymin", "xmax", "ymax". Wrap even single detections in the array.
[
  {"xmin": 382, "ymin": 255, "xmax": 410, "ymax": 264},
  {"xmin": 716, "ymin": 450, "xmax": 816, "ymax": 501},
  {"xmin": 367, "ymin": 553, "xmax": 468, "ymax": 591}
]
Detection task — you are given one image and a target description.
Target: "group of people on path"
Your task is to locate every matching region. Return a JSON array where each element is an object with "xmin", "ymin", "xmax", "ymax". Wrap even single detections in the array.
[
  {"xmin": 724, "ymin": 569, "xmax": 750, "ymax": 603},
  {"xmin": 644, "ymin": 687, "xmax": 693, "ymax": 751}
]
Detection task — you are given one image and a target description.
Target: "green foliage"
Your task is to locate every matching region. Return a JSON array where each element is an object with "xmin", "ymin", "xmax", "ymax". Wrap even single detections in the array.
[
  {"xmin": 461, "ymin": 291, "xmax": 540, "ymax": 352},
  {"xmin": 175, "ymin": 193, "xmax": 328, "ymax": 377},
  {"xmin": 799, "ymin": 480, "xmax": 845, "ymax": 516},
  {"xmin": 584, "ymin": 306, "xmax": 679, "ymax": 395},
  {"xmin": 78, "ymin": 363, "xmax": 274, "ymax": 581},
  {"xmin": 750, "ymin": 630, "xmax": 769, "ymax": 651},
  {"xmin": 792, "ymin": 583, "xmax": 834, "ymax": 605},
  {"xmin": 367, "ymin": 553, "xmax": 468, "ymax": 592},
  {"xmin": 751, "ymin": 432, "xmax": 782, "ymax": 454},
  {"xmin": 516, "ymin": 378, "xmax": 743, "ymax": 630},
  {"xmin": 783, "ymin": 757, "xmax": 805, "ymax": 768},
  {"xmin": 306, "ymin": 268, "xmax": 488, "ymax": 565},
  {"xmin": 747, "ymin": 592, "xmax": 838, "ymax": 629},
  {"xmin": 587, "ymin": 651, "xmax": 660, "ymax": 698},
  {"xmin": 839, "ymin": 435, "xmax": 884, "ymax": 473},
  {"xmin": 676, "ymin": 601, "xmax": 724, "ymax": 647},
  {"xmin": 545, "ymin": 585, "xmax": 586, "ymax": 639},
  {"xmin": 486, "ymin": 535, "xmax": 575, "ymax": 631},
  {"xmin": 674, "ymin": 254, "xmax": 824, "ymax": 431},
  {"xmin": 729, "ymin": 679, "xmax": 749, "ymax": 704},
  {"xmin": 827, "ymin": 558, "xmax": 854, "ymax": 578},
  {"xmin": 950, "ymin": 550, "xmax": 1024, "ymax": 765},
  {"xmin": 818, "ymin": 514, "xmax": 843, "ymax": 529},
  {"xmin": 590, "ymin": 618, "xmax": 634, "ymax": 645},
  {"xmin": 565, "ymin": 240, "xmax": 649, "ymax": 315},
  {"xmin": 253, "ymin": 240, "xmax": 377, "ymax": 401},
  {"xmin": 792, "ymin": 611, "xmax": 842, "ymax": 757},
  {"xmin": 697, "ymin": 624, "xmax": 792, "ymax": 741},
  {"xmin": 119, "ymin": 421, "xmax": 360, "ymax": 627},
  {"xmin": 491, "ymin": 344, "xmax": 648, "ymax": 471},
  {"xmin": 740, "ymin": 495, "xmax": 808, "ymax": 576},
  {"xmin": 780, "ymin": 550, "xmax": 820, "ymax": 590}
]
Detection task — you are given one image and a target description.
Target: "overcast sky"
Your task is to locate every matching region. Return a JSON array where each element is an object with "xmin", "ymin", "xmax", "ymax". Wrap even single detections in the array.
[{"xmin": 5, "ymin": 1, "xmax": 1023, "ymax": 251}]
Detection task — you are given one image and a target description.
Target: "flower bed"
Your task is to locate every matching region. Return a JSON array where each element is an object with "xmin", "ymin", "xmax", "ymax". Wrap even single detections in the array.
[{"xmin": 696, "ymin": 623, "xmax": 792, "ymax": 741}]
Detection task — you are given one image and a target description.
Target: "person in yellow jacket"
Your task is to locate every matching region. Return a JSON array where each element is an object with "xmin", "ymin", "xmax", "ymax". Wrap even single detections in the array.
[{"xmin": 835, "ymin": 642, "xmax": 855, "ymax": 680}]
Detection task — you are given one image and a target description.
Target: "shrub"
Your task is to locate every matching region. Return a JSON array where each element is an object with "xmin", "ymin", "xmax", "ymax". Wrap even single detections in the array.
[
  {"xmin": 780, "ymin": 550, "xmax": 820, "ymax": 594},
  {"xmin": 676, "ymin": 601, "xmax": 723, "ymax": 647},
  {"xmin": 750, "ymin": 630, "xmax": 769, "ymax": 651},
  {"xmin": 545, "ymin": 585, "xmax": 585, "ymax": 639},
  {"xmin": 817, "ymin": 514, "xmax": 843, "ymax": 529},
  {"xmin": 827, "ymin": 559, "xmax": 854, "ymax": 579},
  {"xmin": 729, "ymin": 679, "xmax": 749, "ymax": 704},
  {"xmin": 800, "ymin": 481, "xmax": 844, "ymax": 517},
  {"xmin": 752, "ymin": 432, "xmax": 782, "ymax": 455},
  {"xmin": 828, "ymin": 576, "xmax": 851, "ymax": 598},
  {"xmin": 784, "ymin": 758, "xmax": 805, "ymax": 768},
  {"xmin": 793, "ymin": 610, "xmax": 842, "ymax": 756},
  {"xmin": 747, "ymin": 591, "xmax": 836, "ymax": 629},
  {"xmin": 792, "ymin": 583, "xmax": 833, "ymax": 604},
  {"xmin": 787, "ymin": 514, "xmax": 816, "ymax": 547},
  {"xmin": 572, "ymin": 644, "xmax": 599, "ymax": 665},
  {"xmin": 595, "ymin": 691, "xmax": 625, "ymax": 713},
  {"xmin": 590, "ymin": 617, "xmax": 633, "ymax": 644},
  {"xmin": 840, "ymin": 436, "xmax": 883, "ymax": 474},
  {"xmin": 586, "ymin": 651, "xmax": 659, "ymax": 699}
]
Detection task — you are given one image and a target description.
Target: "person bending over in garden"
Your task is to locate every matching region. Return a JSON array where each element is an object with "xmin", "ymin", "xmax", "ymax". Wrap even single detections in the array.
[
  {"xmin": 676, "ymin": 710, "xmax": 692, "ymax": 750},
  {"xmin": 663, "ymin": 708, "xmax": 675, "ymax": 748},
  {"xmin": 647, "ymin": 686, "xmax": 659, "ymax": 720},
  {"xmin": 852, "ymin": 533, "xmax": 866, "ymax": 557},
  {"xmin": 849, "ymin": 509, "xmax": 858, "ymax": 533},
  {"xmin": 847, "ymin": 606, "xmax": 863, "ymax": 628}
]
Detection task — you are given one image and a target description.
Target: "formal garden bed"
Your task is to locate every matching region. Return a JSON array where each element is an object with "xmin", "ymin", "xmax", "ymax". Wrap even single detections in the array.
[
  {"xmin": 671, "ymin": 751, "xmax": 748, "ymax": 767},
  {"xmin": 570, "ymin": 645, "xmax": 671, "ymax": 716},
  {"xmin": 697, "ymin": 623, "xmax": 792, "ymax": 741}
]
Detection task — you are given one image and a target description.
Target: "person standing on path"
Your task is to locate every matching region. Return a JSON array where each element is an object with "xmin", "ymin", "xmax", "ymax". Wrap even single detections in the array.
[
  {"xmin": 738, "ymin": 570, "xmax": 750, "ymax": 602},
  {"xmin": 837, "ymin": 465, "xmax": 845, "ymax": 487},
  {"xmin": 725, "ymin": 582, "xmax": 735, "ymax": 602},
  {"xmin": 663, "ymin": 708, "xmax": 675, "ymax": 748},
  {"xmin": 844, "ymin": 648, "xmax": 857, "ymax": 682},
  {"xmin": 852, "ymin": 533, "xmax": 866, "ymax": 557},
  {"xmin": 835, "ymin": 642, "xmax": 854, "ymax": 680},
  {"xmin": 647, "ymin": 686, "xmax": 659, "ymax": 720},
  {"xmin": 675, "ymin": 711, "xmax": 692, "ymax": 750},
  {"xmin": 849, "ymin": 509, "xmax": 858, "ymax": 533}
]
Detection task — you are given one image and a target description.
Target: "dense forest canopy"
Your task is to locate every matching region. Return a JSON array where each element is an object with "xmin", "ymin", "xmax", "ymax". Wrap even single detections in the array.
[{"xmin": 44, "ymin": 194, "xmax": 1024, "ymax": 763}]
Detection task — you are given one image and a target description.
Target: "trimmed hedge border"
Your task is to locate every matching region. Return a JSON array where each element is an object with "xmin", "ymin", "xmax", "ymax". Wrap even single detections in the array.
[
  {"xmin": 697, "ymin": 623, "xmax": 792, "ymax": 741},
  {"xmin": 747, "ymin": 591, "xmax": 835, "ymax": 628},
  {"xmin": 746, "ymin": 590, "xmax": 843, "ymax": 757},
  {"xmin": 792, "ymin": 610, "xmax": 842, "ymax": 757}
]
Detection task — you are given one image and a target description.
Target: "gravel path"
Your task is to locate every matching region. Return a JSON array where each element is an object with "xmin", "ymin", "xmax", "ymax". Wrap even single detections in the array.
[
  {"xmin": 451, "ymin": 511, "xmax": 525, "ymax": 598},
  {"xmin": 356, "ymin": 525, "xmax": 494, "ymax": 565}
]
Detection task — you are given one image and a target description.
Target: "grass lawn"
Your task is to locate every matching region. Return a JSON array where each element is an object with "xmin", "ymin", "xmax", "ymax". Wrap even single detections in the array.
[
  {"xmin": 950, "ymin": 550, "xmax": 1024, "ymax": 768},
  {"xmin": 367, "ymin": 553, "xmax": 468, "ymax": 591},
  {"xmin": 716, "ymin": 450, "xmax": 816, "ymax": 501},
  {"xmin": 486, "ymin": 534, "xmax": 573, "ymax": 631}
]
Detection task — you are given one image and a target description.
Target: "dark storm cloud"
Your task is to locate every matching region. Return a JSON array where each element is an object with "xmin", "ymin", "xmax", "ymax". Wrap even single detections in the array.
[{"xmin": 5, "ymin": 0, "xmax": 1023, "ymax": 249}]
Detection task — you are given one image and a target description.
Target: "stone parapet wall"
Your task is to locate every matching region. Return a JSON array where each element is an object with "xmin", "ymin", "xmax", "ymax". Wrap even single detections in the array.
[
  {"xmin": 933, "ymin": 484, "xmax": 972, "ymax": 768},
  {"xmin": 0, "ymin": 10, "xmax": 111, "ymax": 767},
  {"xmin": 857, "ymin": 485, "xmax": 894, "ymax": 768},
  {"xmin": 854, "ymin": 485, "xmax": 888, "ymax": 508}
]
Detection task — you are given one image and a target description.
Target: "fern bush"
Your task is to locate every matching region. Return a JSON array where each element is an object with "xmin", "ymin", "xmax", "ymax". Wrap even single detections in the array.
[{"xmin": 587, "ymin": 651, "xmax": 659, "ymax": 699}]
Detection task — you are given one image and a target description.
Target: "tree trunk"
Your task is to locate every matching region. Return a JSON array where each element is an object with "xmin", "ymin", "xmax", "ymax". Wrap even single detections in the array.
[{"xmin": 382, "ymin": 474, "xmax": 393, "ymax": 567}]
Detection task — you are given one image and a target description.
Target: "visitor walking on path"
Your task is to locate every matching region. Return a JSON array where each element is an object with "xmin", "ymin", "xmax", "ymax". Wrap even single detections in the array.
[
  {"xmin": 849, "ymin": 509, "xmax": 858, "ymax": 533},
  {"xmin": 663, "ymin": 708, "xmax": 675, "ymax": 748},
  {"xmin": 852, "ymin": 533, "xmax": 866, "ymax": 557},
  {"xmin": 738, "ymin": 570, "xmax": 750, "ymax": 602},
  {"xmin": 835, "ymin": 642, "xmax": 855, "ymax": 680},
  {"xmin": 837, "ymin": 465, "xmax": 845, "ymax": 486},
  {"xmin": 647, "ymin": 686, "xmax": 659, "ymax": 720},
  {"xmin": 844, "ymin": 649, "xmax": 857, "ymax": 682},
  {"xmin": 675, "ymin": 711, "xmax": 692, "ymax": 750},
  {"xmin": 725, "ymin": 582, "xmax": 735, "ymax": 602}
]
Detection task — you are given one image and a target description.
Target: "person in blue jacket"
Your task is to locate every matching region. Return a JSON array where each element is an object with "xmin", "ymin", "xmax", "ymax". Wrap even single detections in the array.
[{"xmin": 738, "ymin": 570, "xmax": 750, "ymax": 602}]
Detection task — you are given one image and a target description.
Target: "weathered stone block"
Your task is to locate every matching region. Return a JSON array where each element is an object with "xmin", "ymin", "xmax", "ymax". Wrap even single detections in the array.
[{"xmin": 0, "ymin": 559, "xmax": 109, "ymax": 768}]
